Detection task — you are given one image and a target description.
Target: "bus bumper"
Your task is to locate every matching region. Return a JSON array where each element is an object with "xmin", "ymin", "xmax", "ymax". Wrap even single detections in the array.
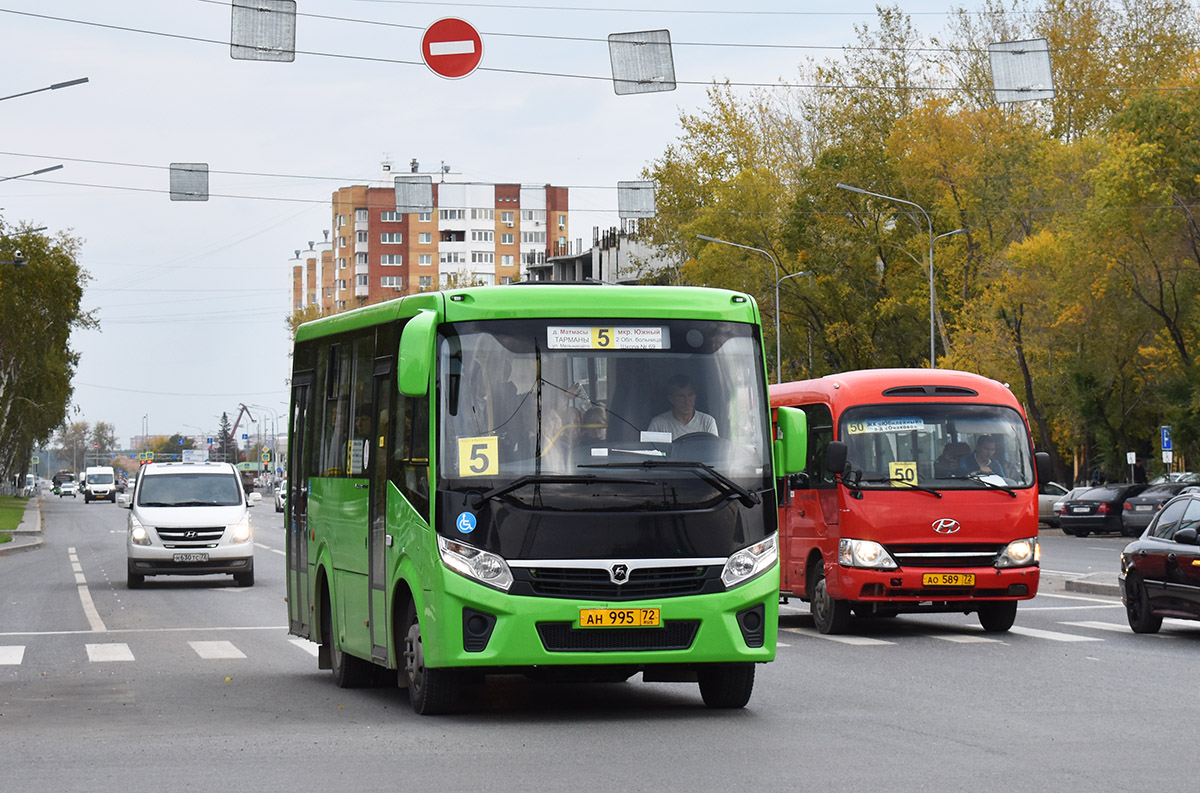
[
  {"xmin": 828, "ymin": 564, "xmax": 1040, "ymax": 603},
  {"xmin": 420, "ymin": 564, "xmax": 779, "ymax": 669}
]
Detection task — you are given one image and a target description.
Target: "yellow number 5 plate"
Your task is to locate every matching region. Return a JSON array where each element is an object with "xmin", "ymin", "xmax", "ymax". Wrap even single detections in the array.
[
  {"xmin": 922, "ymin": 573, "xmax": 975, "ymax": 587},
  {"xmin": 579, "ymin": 608, "xmax": 660, "ymax": 628}
]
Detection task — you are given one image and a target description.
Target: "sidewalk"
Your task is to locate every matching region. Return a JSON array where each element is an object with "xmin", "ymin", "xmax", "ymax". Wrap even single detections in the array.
[
  {"xmin": 0, "ymin": 497, "xmax": 42, "ymax": 556},
  {"xmin": 1040, "ymin": 567, "xmax": 1121, "ymax": 598}
]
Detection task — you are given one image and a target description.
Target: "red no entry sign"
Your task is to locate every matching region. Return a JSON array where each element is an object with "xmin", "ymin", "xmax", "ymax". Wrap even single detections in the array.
[{"xmin": 421, "ymin": 17, "xmax": 483, "ymax": 79}]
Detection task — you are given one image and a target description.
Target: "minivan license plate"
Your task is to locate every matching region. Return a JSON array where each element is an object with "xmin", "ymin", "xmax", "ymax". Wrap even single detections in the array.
[{"xmin": 173, "ymin": 552, "xmax": 209, "ymax": 563}]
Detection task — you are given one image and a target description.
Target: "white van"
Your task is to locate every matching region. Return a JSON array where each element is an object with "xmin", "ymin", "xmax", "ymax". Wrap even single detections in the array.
[
  {"xmin": 84, "ymin": 466, "xmax": 118, "ymax": 503},
  {"xmin": 126, "ymin": 461, "xmax": 254, "ymax": 588}
]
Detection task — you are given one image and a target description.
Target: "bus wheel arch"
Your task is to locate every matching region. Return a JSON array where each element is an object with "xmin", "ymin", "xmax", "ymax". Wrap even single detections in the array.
[
  {"xmin": 400, "ymin": 599, "xmax": 463, "ymax": 715},
  {"xmin": 317, "ymin": 568, "xmax": 372, "ymax": 687}
]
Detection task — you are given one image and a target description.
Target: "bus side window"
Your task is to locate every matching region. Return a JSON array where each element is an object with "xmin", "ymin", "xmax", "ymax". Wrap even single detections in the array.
[
  {"xmin": 321, "ymin": 343, "xmax": 351, "ymax": 477},
  {"xmin": 802, "ymin": 403, "xmax": 835, "ymax": 487},
  {"xmin": 390, "ymin": 384, "xmax": 431, "ymax": 518}
]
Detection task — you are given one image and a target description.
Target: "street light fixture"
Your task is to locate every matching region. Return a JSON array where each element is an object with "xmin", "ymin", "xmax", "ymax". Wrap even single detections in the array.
[
  {"xmin": 0, "ymin": 77, "xmax": 88, "ymax": 103},
  {"xmin": 697, "ymin": 234, "xmax": 793, "ymax": 384},
  {"xmin": 837, "ymin": 182, "xmax": 952, "ymax": 369},
  {"xmin": 0, "ymin": 164, "xmax": 64, "ymax": 184}
]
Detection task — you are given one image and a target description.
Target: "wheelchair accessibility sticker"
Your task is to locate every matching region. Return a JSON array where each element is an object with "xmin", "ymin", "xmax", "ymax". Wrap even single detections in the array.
[{"xmin": 456, "ymin": 512, "xmax": 477, "ymax": 534}]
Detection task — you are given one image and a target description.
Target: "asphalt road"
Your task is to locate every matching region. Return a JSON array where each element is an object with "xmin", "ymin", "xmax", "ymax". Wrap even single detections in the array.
[{"xmin": 2, "ymin": 497, "xmax": 1195, "ymax": 793}]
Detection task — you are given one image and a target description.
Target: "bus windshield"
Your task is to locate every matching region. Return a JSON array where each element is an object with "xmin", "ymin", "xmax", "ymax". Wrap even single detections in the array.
[
  {"xmin": 839, "ymin": 403, "xmax": 1034, "ymax": 490},
  {"xmin": 437, "ymin": 317, "xmax": 772, "ymax": 507}
]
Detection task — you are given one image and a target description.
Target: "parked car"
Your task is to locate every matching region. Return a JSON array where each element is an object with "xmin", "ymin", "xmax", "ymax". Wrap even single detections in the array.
[
  {"xmin": 126, "ymin": 461, "xmax": 254, "ymax": 588},
  {"xmin": 274, "ymin": 479, "xmax": 287, "ymax": 513},
  {"xmin": 1120, "ymin": 491, "xmax": 1200, "ymax": 633},
  {"xmin": 1052, "ymin": 486, "xmax": 1086, "ymax": 525},
  {"xmin": 1148, "ymin": 471, "xmax": 1199, "ymax": 485},
  {"xmin": 1059, "ymin": 483, "xmax": 1149, "ymax": 537},
  {"xmin": 1121, "ymin": 482, "xmax": 1197, "ymax": 536},
  {"xmin": 58, "ymin": 481, "xmax": 78, "ymax": 498},
  {"xmin": 1038, "ymin": 481, "xmax": 1070, "ymax": 527}
]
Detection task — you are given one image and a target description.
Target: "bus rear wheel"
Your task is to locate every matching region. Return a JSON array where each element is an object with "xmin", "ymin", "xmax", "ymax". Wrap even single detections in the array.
[
  {"xmin": 697, "ymin": 663, "xmax": 755, "ymax": 709},
  {"xmin": 321, "ymin": 590, "xmax": 372, "ymax": 688},
  {"xmin": 402, "ymin": 602, "xmax": 462, "ymax": 715}
]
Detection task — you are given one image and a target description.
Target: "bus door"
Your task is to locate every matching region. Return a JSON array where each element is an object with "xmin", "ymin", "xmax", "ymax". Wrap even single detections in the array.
[
  {"xmin": 288, "ymin": 374, "xmax": 313, "ymax": 635},
  {"xmin": 368, "ymin": 357, "xmax": 393, "ymax": 664},
  {"xmin": 782, "ymin": 403, "xmax": 836, "ymax": 597}
]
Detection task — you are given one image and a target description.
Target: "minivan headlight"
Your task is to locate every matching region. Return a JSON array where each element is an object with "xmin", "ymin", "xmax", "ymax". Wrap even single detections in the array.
[
  {"xmin": 996, "ymin": 537, "xmax": 1040, "ymax": 568},
  {"xmin": 129, "ymin": 516, "xmax": 152, "ymax": 546},
  {"xmin": 438, "ymin": 536, "xmax": 513, "ymax": 591},
  {"xmin": 721, "ymin": 534, "xmax": 778, "ymax": 588},
  {"xmin": 230, "ymin": 514, "xmax": 252, "ymax": 543}
]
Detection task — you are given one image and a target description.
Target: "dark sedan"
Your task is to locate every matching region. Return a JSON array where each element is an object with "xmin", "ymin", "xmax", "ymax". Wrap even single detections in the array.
[
  {"xmin": 1121, "ymin": 483, "xmax": 1200, "ymax": 536},
  {"xmin": 1120, "ymin": 492, "xmax": 1200, "ymax": 633},
  {"xmin": 1059, "ymin": 483, "xmax": 1148, "ymax": 537}
]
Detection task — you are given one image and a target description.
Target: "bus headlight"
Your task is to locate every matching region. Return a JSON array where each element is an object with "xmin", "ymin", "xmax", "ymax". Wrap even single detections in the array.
[
  {"xmin": 438, "ymin": 536, "xmax": 514, "ymax": 591},
  {"xmin": 129, "ymin": 517, "xmax": 152, "ymax": 546},
  {"xmin": 721, "ymin": 534, "xmax": 778, "ymax": 588},
  {"xmin": 996, "ymin": 537, "xmax": 1040, "ymax": 568},
  {"xmin": 838, "ymin": 539, "xmax": 898, "ymax": 570}
]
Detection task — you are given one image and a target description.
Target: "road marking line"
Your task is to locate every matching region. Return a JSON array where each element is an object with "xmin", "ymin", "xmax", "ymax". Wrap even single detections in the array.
[
  {"xmin": 780, "ymin": 627, "xmax": 895, "ymax": 645},
  {"xmin": 1008, "ymin": 625, "xmax": 1103, "ymax": 642},
  {"xmin": 927, "ymin": 633, "xmax": 1003, "ymax": 644},
  {"xmin": 74, "ymin": 573, "xmax": 86, "ymax": 585},
  {"xmin": 1035, "ymin": 592, "xmax": 1120, "ymax": 604},
  {"xmin": 77, "ymin": 584, "xmax": 107, "ymax": 632},
  {"xmin": 0, "ymin": 625, "xmax": 288, "ymax": 638},
  {"xmin": 86, "ymin": 643, "xmax": 134, "ymax": 662},
  {"xmin": 71, "ymin": 562, "xmax": 82, "ymax": 572},
  {"xmin": 1060, "ymin": 620, "xmax": 1174, "ymax": 638},
  {"xmin": 0, "ymin": 645, "xmax": 26, "ymax": 665},
  {"xmin": 254, "ymin": 542, "xmax": 285, "ymax": 556},
  {"xmin": 189, "ymin": 640, "xmax": 246, "ymax": 659},
  {"xmin": 289, "ymin": 638, "xmax": 319, "ymax": 657}
]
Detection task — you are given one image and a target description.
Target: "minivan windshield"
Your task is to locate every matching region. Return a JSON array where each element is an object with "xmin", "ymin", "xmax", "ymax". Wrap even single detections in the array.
[
  {"xmin": 839, "ymin": 403, "xmax": 1034, "ymax": 490},
  {"xmin": 138, "ymin": 473, "xmax": 243, "ymax": 507}
]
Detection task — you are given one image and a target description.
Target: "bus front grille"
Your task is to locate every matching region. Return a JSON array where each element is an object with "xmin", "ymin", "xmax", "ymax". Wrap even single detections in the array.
[
  {"xmin": 514, "ymin": 566, "xmax": 719, "ymax": 600},
  {"xmin": 536, "ymin": 621, "xmax": 700, "ymax": 652},
  {"xmin": 889, "ymin": 544, "xmax": 1004, "ymax": 568}
]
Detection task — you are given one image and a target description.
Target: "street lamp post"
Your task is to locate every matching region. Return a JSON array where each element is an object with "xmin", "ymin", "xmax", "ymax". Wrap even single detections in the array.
[
  {"xmin": 697, "ymin": 234, "xmax": 790, "ymax": 383},
  {"xmin": 837, "ymin": 183, "xmax": 949, "ymax": 369},
  {"xmin": 777, "ymin": 269, "xmax": 814, "ymax": 375}
]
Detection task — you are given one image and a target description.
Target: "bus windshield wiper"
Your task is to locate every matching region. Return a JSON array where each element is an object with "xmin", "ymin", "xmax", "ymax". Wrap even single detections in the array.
[
  {"xmin": 858, "ymin": 477, "xmax": 942, "ymax": 498},
  {"xmin": 943, "ymin": 473, "xmax": 1017, "ymax": 497},
  {"xmin": 579, "ymin": 460, "xmax": 761, "ymax": 508},
  {"xmin": 467, "ymin": 473, "xmax": 653, "ymax": 508}
]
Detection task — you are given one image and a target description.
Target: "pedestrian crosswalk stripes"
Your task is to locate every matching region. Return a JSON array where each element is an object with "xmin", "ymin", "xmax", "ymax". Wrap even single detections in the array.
[{"xmin": 0, "ymin": 619, "xmax": 1192, "ymax": 666}]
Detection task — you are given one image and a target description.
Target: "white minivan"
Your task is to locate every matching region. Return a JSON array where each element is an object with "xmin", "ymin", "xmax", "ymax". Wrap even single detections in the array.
[
  {"xmin": 84, "ymin": 465, "xmax": 118, "ymax": 503},
  {"xmin": 126, "ymin": 461, "xmax": 254, "ymax": 588}
]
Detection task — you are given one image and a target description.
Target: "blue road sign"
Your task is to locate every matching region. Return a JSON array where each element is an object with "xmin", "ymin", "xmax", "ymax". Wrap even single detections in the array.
[{"xmin": 1162, "ymin": 425, "xmax": 1173, "ymax": 451}]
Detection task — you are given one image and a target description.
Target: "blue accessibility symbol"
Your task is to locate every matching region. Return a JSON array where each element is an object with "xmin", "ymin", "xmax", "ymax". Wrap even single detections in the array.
[{"xmin": 456, "ymin": 512, "xmax": 477, "ymax": 534}]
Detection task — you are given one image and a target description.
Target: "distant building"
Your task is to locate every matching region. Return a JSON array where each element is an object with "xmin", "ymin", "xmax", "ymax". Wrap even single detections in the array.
[
  {"xmin": 290, "ymin": 161, "xmax": 569, "ymax": 313},
  {"xmin": 529, "ymin": 223, "xmax": 670, "ymax": 284}
]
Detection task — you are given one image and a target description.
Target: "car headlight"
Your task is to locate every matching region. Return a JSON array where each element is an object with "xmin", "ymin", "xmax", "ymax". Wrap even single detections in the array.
[
  {"xmin": 996, "ymin": 537, "xmax": 1040, "ymax": 568},
  {"xmin": 438, "ymin": 536, "xmax": 513, "ymax": 591},
  {"xmin": 721, "ymin": 534, "xmax": 778, "ymax": 588},
  {"xmin": 230, "ymin": 514, "xmax": 252, "ymax": 543},
  {"xmin": 129, "ymin": 516, "xmax": 152, "ymax": 546},
  {"xmin": 838, "ymin": 538, "xmax": 898, "ymax": 570}
]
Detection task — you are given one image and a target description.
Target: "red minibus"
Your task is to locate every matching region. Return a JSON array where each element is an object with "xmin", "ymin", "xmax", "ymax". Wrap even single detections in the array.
[{"xmin": 771, "ymin": 369, "xmax": 1051, "ymax": 634}]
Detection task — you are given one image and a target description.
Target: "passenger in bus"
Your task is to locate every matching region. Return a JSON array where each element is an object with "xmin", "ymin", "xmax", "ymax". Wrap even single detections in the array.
[
  {"xmin": 935, "ymin": 441, "xmax": 971, "ymax": 478},
  {"xmin": 960, "ymin": 435, "xmax": 1005, "ymax": 477},
  {"xmin": 648, "ymin": 374, "xmax": 718, "ymax": 440}
]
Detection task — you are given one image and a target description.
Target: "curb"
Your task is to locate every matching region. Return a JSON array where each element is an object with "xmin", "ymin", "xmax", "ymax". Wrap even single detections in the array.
[
  {"xmin": 1065, "ymin": 578, "xmax": 1122, "ymax": 598},
  {"xmin": 0, "ymin": 498, "xmax": 43, "ymax": 556}
]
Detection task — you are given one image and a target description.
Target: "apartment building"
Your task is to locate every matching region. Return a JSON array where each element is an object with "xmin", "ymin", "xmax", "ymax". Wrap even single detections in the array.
[{"xmin": 290, "ymin": 163, "xmax": 569, "ymax": 313}]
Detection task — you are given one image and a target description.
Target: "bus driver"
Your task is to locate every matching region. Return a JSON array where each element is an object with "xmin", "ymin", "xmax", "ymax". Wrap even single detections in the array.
[{"xmin": 648, "ymin": 374, "xmax": 718, "ymax": 440}]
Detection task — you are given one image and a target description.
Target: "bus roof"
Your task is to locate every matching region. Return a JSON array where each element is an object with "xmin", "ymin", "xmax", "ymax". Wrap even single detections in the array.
[
  {"xmin": 770, "ymin": 368, "xmax": 1021, "ymax": 410},
  {"xmin": 294, "ymin": 284, "xmax": 762, "ymax": 343}
]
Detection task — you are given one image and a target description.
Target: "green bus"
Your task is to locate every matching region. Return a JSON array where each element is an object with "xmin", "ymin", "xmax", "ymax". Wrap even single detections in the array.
[{"xmin": 285, "ymin": 284, "xmax": 806, "ymax": 713}]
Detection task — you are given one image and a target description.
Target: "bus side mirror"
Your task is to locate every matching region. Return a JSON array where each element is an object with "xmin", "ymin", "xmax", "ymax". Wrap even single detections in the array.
[
  {"xmin": 825, "ymin": 441, "xmax": 848, "ymax": 475},
  {"xmin": 1034, "ymin": 451, "xmax": 1052, "ymax": 486},
  {"xmin": 773, "ymin": 406, "xmax": 807, "ymax": 477},
  {"xmin": 398, "ymin": 309, "xmax": 438, "ymax": 397}
]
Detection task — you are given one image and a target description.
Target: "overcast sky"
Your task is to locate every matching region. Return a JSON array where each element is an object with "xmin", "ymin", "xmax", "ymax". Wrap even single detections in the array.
[{"xmin": 2, "ymin": 0, "xmax": 965, "ymax": 449}]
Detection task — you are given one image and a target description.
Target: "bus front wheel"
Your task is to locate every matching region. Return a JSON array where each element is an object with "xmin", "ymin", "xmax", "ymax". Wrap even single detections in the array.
[
  {"xmin": 977, "ymin": 601, "xmax": 1018, "ymax": 632},
  {"xmin": 698, "ymin": 663, "xmax": 755, "ymax": 709},
  {"xmin": 810, "ymin": 566, "xmax": 851, "ymax": 635},
  {"xmin": 402, "ymin": 602, "xmax": 462, "ymax": 715}
]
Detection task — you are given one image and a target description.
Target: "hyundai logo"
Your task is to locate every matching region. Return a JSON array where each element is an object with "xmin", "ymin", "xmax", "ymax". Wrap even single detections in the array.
[
  {"xmin": 932, "ymin": 518, "xmax": 961, "ymax": 534},
  {"xmin": 609, "ymin": 564, "xmax": 630, "ymax": 585}
]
